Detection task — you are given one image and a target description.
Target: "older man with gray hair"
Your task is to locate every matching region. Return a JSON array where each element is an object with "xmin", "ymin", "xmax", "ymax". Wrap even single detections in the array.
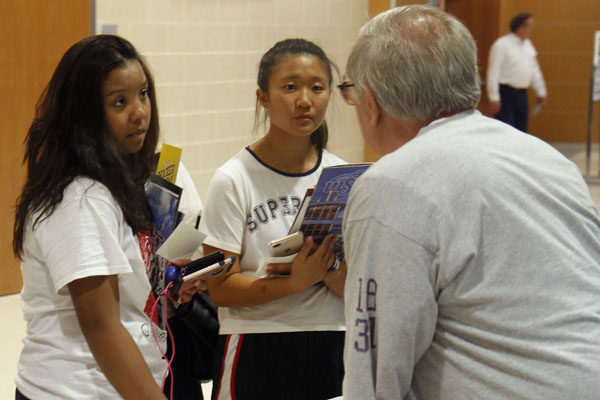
[{"xmin": 340, "ymin": 5, "xmax": 600, "ymax": 400}]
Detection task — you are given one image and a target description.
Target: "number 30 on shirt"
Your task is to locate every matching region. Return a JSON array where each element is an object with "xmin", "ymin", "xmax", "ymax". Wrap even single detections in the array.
[{"xmin": 354, "ymin": 278, "xmax": 377, "ymax": 353}]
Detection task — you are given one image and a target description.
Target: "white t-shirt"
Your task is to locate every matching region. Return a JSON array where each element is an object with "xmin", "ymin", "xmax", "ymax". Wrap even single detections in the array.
[
  {"xmin": 16, "ymin": 177, "xmax": 167, "ymax": 399},
  {"xmin": 200, "ymin": 147, "xmax": 346, "ymax": 334}
]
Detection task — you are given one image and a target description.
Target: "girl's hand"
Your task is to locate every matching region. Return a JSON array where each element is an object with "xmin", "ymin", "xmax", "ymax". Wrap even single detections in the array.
[
  {"xmin": 178, "ymin": 279, "xmax": 208, "ymax": 303},
  {"xmin": 168, "ymin": 258, "xmax": 208, "ymax": 304},
  {"xmin": 169, "ymin": 258, "xmax": 191, "ymax": 268},
  {"xmin": 286, "ymin": 234, "xmax": 337, "ymax": 293}
]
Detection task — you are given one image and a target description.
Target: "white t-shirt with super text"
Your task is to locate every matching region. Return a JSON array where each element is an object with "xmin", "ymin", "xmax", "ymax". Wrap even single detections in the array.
[{"xmin": 200, "ymin": 148, "xmax": 346, "ymax": 334}]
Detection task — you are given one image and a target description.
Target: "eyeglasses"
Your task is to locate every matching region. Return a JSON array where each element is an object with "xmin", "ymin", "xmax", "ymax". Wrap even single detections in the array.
[{"xmin": 337, "ymin": 81, "xmax": 359, "ymax": 106}]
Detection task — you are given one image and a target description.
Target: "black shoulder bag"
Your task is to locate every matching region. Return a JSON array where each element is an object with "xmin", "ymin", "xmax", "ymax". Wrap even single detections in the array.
[{"xmin": 172, "ymin": 291, "xmax": 219, "ymax": 380}]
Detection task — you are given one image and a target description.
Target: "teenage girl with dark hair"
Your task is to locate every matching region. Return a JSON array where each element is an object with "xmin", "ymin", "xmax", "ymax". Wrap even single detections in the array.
[
  {"xmin": 200, "ymin": 38, "xmax": 347, "ymax": 400},
  {"xmin": 12, "ymin": 34, "xmax": 198, "ymax": 399}
]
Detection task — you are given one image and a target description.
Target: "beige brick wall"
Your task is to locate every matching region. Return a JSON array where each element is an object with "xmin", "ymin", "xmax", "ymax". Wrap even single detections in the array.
[{"xmin": 96, "ymin": 0, "xmax": 369, "ymax": 200}]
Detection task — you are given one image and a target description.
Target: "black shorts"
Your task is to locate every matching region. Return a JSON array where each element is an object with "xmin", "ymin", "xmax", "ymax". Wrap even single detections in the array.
[{"xmin": 211, "ymin": 331, "xmax": 344, "ymax": 400}]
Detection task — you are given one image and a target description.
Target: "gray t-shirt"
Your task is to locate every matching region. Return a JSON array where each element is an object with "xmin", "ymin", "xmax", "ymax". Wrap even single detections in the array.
[{"xmin": 343, "ymin": 110, "xmax": 600, "ymax": 399}]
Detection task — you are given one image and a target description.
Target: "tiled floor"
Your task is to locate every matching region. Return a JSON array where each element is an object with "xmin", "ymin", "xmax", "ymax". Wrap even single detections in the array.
[{"xmin": 2, "ymin": 143, "xmax": 599, "ymax": 399}]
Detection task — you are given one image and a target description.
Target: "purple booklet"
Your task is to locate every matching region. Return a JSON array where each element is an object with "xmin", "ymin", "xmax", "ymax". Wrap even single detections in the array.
[{"xmin": 291, "ymin": 163, "xmax": 371, "ymax": 260}]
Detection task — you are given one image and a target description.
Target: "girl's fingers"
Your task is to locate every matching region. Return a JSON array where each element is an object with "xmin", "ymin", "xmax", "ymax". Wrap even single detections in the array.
[
  {"xmin": 170, "ymin": 258, "xmax": 191, "ymax": 267},
  {"xmin": 194, "ymin": 279, "xmax": 208, "ymax": 292},
  {"xmin": 296, "ymin": 236, "xmax": 314, "ymax": 259},
  {"xmin": 327, "ymin": 253, "xmax": 336, "ymax": 269},
  {"xmin": 314, "ymin": 234, "xmax": 336, "ymax": 260}
]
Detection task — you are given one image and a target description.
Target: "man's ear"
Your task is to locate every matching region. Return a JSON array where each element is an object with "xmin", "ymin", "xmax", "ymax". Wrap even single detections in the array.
[
  {"xmin": 363, "ymin": 88, "xmax": 381, "ymax": 128},
  {"xmin": 257, "ymin": 88, "xmax": 268, "ymax": 109}
]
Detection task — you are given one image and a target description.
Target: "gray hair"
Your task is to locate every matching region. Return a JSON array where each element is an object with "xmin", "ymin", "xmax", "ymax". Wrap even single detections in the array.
[{"xmin": 346, "ymin": 5, "xmax": 480, "ymax": 121}]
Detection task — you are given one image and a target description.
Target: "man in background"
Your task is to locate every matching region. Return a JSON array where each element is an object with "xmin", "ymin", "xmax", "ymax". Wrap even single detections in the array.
[
  {"xmin": 487, "ymin": 13, "xmax": 547, "ymax": 132},
  {"xmin": 340, "ymin": 5, "xmax": 600, "ymax": 399}
]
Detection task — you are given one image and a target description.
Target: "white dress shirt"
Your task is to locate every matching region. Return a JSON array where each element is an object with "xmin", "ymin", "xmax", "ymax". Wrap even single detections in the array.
[{"xmin": 486, "ymin": 32, "xmax": 547, "ymax": 102}]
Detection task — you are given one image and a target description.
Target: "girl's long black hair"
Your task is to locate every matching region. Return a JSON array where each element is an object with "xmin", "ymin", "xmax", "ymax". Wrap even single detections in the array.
[
  {"xmin": 254, "ymin": 38, "xmax": 336, "ymax": 149},
  {"xmin": 13, "ymin": 35, "xmax": 159, "ymax": 258}
]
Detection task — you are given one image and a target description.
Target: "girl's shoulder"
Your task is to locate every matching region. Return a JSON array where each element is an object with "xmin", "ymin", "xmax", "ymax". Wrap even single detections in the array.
[
  {"xmin": 214, "ymin": 148, "xmax": 253, "ymax": 171},
  {"xmin": 61, "ymin": 177, "xmax": 118, "ymax": 212},
  {"xmin": 206, "ymin": 149, "xmax": 257, "ymax": 192},
  {"xmin": 64, "ymin": 177, "xmax": 109, "ymax": 198},
  {"xmin": 321, "ymin": 149, "xmax": 347, "ymax": 167},
  {"xmin": 32, "ymin": 178, "xmax": 122, "ymax": 236},
  {"xmin": 214, "ymin": 147, "xmax": 272, "ymax": 179}
]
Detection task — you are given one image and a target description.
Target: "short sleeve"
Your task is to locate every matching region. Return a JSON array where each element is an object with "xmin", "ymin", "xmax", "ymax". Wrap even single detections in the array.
[
  {"xmin": 35, "ymin": 182, "xmax": 132, "ymax": 294},
  {"xmin": 199, "ymin": 168, "xmax": 247, "ymax": 254}
]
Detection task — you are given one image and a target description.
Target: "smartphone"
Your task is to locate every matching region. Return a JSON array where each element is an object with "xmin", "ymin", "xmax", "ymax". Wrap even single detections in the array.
[
  {"xmin": 177, "ymin": 256, "xmax": 236, "ymax": 292},
  {"xmin": 269, "ymin": 231, "xmax": 304, "ymax": 257},
  {"xmin": 169, "ymin": 251, "xmax": 225, "ymax": 295},
  {"xmin": 181, "ymin": 251, "xmax": 224, "ymax": 275}
]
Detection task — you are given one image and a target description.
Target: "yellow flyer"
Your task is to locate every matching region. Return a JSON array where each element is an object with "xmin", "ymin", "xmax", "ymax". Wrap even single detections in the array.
[{"xmin": 155, "ymin": 143, "xmax": 182, "ymax": 183}]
